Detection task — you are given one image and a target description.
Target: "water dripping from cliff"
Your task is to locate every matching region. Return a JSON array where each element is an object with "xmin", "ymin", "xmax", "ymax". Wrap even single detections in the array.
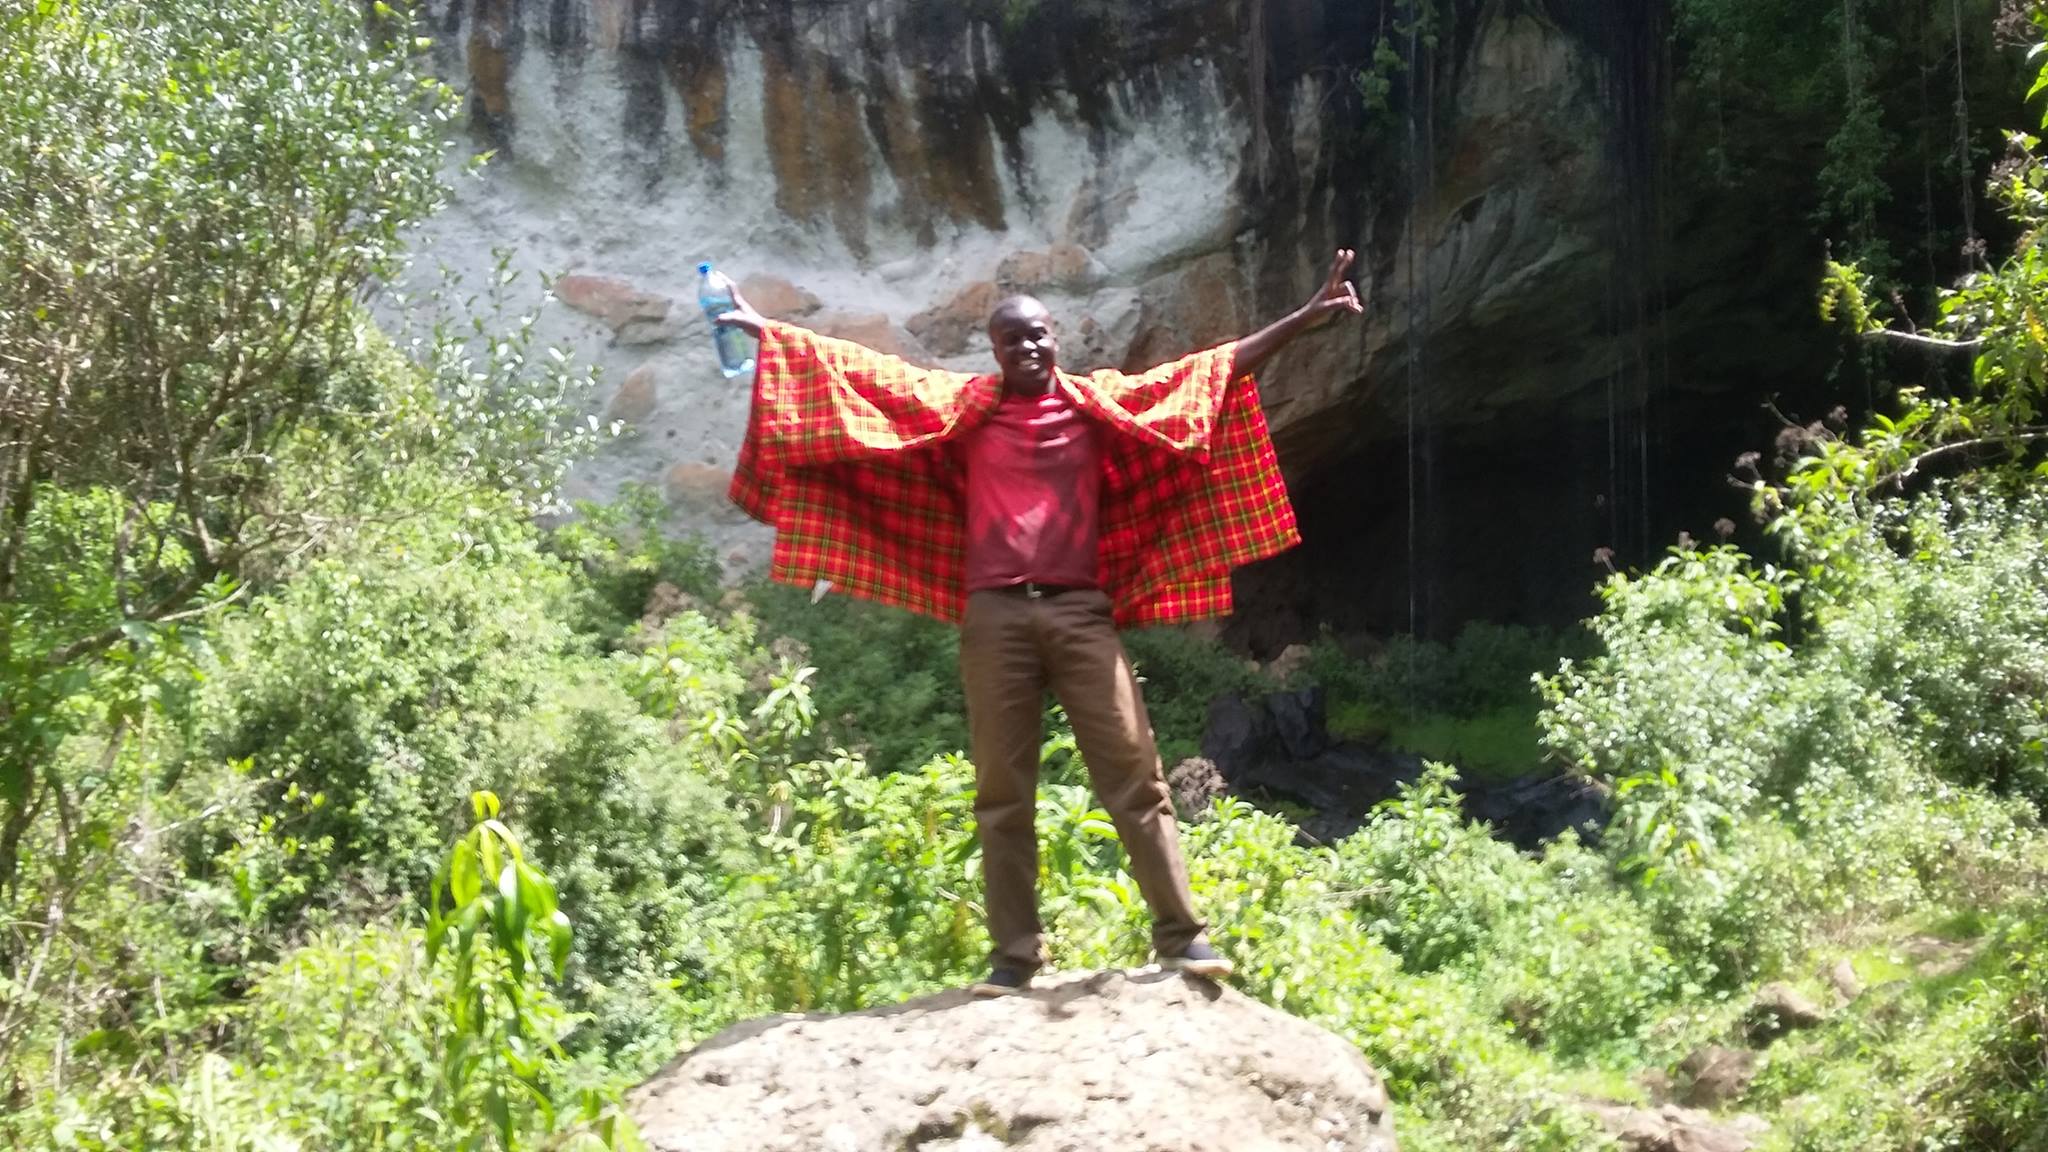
[
  {"xmin": 1225, "ymin": 0, "xmax": 1696, "ymax": 658},
  {"xmin": 1399, "ymin": 5, "xmax": 1439, "ymax": 645},
  {"xmin": 1584, "ymin": 0, "xmax": 1673, "ymax": 569},
  {"xmin": 1392, "ymin": 0, "xmax": 1679, "ymax": 642}
]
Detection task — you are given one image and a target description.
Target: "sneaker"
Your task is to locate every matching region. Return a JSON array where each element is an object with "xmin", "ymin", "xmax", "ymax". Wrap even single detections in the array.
[
  {"xmin": 1159, "ymin": 940, "xmax": 1234, "ymax": 980},
  {"xmin": 969, "ymin": 967, "xmax": 1032, "ymax": 998}
]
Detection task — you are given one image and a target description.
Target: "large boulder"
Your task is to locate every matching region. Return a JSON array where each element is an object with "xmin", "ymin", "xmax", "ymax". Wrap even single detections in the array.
[
  {"xmin": 605, "ymin": 363, "xmax": 661, "ymax": 424},
  {"xmin": 1201, "ymin": 688, "xmax": 1607, "ymax": 848},
  {"xmin": 1457, "ymin": 772, "xmax": 1609, "ymax": 851},
  {"xmin": 1743, "ymin": 982, "xmax": 1828, "ymax": 1044},
  {"xmin": 629, "ymin": 969, "xmax": 1399, "ymax": 1152},
  {"xmin": 907, "ymin": 280, "xmax": 1005, "ymax": 357},
  {"xmin": 1202, "ymin": 688, "xmax": 1426, "ymax": 841},
  {"xmin": 1588, "ymin": 1102, "xmax": 1769, "ymax": 1152},
  {"xmin": 1677, "ymin": 1045, "xmax": 1757, "ymax": 1109},
  {"xmin": 554, "ymin": 273, "xmax": 672, "ymax": 332},
  {"xmin": 738, "ymin": 273, "xmax": 824, "ymax": 319},
  {"xmin": 813, "ymin": 311, "xmax": 934, "ymax": 365}
]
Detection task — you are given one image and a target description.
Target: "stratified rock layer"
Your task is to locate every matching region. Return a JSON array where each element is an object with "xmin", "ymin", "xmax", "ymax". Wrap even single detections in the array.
[{"xmin": 406, "ymin": 0, "xmax": 1848, "ymax": 633}]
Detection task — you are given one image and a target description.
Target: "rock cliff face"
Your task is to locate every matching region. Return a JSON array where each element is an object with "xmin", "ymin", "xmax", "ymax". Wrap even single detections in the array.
[
  {"xmin": 627, "ymin": 968, "xmax": 1400, "ymax": 1151},
  {"xmin": 410, "ymin": 0, "xmax": 1822, "ymax": 637}
]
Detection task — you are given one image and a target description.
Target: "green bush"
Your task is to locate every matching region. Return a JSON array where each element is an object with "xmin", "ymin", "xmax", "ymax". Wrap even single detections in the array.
[
  {"xmin": 1848, "ymin": 491, "xmax": 2048, "ymax": 802},
  {"xmin": 1122, "ymin": 627, "xmax": 1269, "ymax": 766},
  {"xmin": 742, "ymin": 582, "xmax": 969, "ymax": 771},
  {"xmin": 493, "ymin": 674, "xmax": 751, "ymax": 1063},
  {"xmin": 1933, "ymin": 906, "xmax": 2048, "ymax": 1150},
  {"xmin": 1539, "ymin": 490, "xmax": 2044, "ymax": 987},
  {"xmin": 546, "ymin": 485, "xmax": 723, "ymax": 638},
  {"xmin": 180, "ymin": 504, "xmax": 586, "ymax": 925},
  {"xmin": 1307, "ymin": 623, "xmax": 1582, "ymax": 777}
]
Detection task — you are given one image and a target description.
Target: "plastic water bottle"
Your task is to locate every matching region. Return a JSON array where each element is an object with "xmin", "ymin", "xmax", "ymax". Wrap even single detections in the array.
[{"xmin": 698, "ymin": 262, "xmax": 756, "ymax": 379}]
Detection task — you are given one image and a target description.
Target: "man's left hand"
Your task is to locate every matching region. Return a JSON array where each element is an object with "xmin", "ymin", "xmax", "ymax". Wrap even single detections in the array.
[{"xmin": 1301, "ymin": 248, "xmax": 1365, "ymax": 327}]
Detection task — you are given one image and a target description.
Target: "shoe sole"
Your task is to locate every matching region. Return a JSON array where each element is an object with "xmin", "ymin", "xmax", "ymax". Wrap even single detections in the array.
[
  {"xmin": 970, "ymin": 981, "xmax": 1028, "ymax": 998},
  {"xmin": 1160, "ymin": 957, "xmax": 1234, "ymax": 980}
]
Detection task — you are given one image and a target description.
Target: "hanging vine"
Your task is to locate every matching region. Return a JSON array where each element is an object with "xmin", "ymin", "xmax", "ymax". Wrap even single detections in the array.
[
  {"xmin": 1353, "ymin": 0, "xmax": 1441, "ymax": 127},
  {"xmin": 1821, "ymin": 0, "xmax": 1892, "ymax": 271},
  {"xmin": 1673, "ymin": 0, "xmax": 2011, "ymax": 300}
]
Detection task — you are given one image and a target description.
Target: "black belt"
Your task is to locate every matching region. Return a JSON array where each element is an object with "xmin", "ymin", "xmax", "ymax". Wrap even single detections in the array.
[{"xmin": 989, "ymin": 582, "xmax": 1092, "ymax": 599}]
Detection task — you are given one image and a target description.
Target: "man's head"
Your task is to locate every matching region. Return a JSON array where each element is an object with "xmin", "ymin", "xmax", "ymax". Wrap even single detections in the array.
[{"xmin": 988, "ymin": 295, "xmax": 1058, "ymax": 394}]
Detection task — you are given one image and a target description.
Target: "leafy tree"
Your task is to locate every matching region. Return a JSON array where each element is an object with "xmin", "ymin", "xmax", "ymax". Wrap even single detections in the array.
[{"xmin": 0, "ymin": 0, "xmax": 594, "ymax": 895}]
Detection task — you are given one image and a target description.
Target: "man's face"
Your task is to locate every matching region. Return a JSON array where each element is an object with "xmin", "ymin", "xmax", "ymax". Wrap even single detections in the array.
[{"xmin": 989, "ymin": 299, "xmax": 1058, "ymax": 393}]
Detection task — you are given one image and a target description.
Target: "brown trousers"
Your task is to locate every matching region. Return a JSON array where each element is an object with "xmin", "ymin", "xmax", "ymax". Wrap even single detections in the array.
[{"xmin": 958, "ymin": 586, "xmax": 1206, "ymax": 972}]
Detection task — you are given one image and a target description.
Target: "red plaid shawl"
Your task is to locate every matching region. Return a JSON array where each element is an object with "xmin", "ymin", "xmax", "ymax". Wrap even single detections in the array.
[{"xmin": 728, "ymin": 321, "xmax": 1300, "ymax": 628}]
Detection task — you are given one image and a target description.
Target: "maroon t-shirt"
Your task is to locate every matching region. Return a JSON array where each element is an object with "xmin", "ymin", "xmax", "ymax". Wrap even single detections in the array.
[{"xmin": 950, "ymin": 388, "xmax": 1103, "ymax": 592}]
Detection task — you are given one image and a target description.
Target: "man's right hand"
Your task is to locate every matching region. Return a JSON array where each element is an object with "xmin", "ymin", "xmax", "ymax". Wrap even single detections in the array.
[{"xmin": 715, "ymin": 287, "xmax": 767, "ymax": 338}]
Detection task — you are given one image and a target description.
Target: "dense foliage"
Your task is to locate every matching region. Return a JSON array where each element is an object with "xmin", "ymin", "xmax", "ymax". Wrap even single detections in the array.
[{"xmin": 6, "ymin": 2, "xmax": 2048, "ymax": 1151}]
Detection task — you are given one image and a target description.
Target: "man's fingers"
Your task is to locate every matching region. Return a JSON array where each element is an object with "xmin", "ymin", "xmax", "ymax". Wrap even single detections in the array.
[{"xmin": 1323, "ymin": 248, "xmax": 1358, "ymax": 299}]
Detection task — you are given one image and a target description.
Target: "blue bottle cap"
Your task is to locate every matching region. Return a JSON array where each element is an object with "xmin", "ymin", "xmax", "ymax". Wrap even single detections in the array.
[{"xmin": 697, "ymin": 262, "xmax": 712, "ymax": 275}]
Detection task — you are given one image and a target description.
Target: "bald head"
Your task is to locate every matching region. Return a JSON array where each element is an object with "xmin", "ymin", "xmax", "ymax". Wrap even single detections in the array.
[
  {"xmin": 987, "ymin": 295, "xmax": 1052, "ymax": 339},
  {"xmin": 987, "ymin": 295, "xmax": 1058, "ymax": 395}
]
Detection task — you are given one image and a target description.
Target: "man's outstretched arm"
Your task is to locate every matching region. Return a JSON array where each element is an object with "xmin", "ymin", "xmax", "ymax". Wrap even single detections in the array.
[
  {"xmin": 709, "ymin": 278, "xmax": 979, "ymax": 440},
  {"xmin": 1231, "ymin": 248, "xmax": 1365, "ymax": 377},
  {"xmin": 712, "ymin": 283, "xmax": 956, "ymax": 393}
]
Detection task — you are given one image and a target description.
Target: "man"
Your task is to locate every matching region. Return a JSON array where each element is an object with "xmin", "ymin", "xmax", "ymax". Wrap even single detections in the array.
[{"xmin": 714, "ymin": 250, "xmax": 1364, "ymax": 996}]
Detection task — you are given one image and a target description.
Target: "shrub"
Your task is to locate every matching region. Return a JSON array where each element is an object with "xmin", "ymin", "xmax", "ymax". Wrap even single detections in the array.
[
  {"xmin": 499, "ymin": 676, "xmax": 751, "ymax": 1062},
  {"xmin": 742, "ymin": 582, "xmax": 970, "ymax": 771},
  {"xmin": 179, "ymin": 504, "xmax": 586, "ymax": 926},
  {"xmin": 1932, "ymin": 906, "xmax": 2048, "ymax": 1151},
  {"xmin": 546, "ymin": 485, "xmax": 723, "ymax": 639},
  {"xmin": 1121, "ymin": 626, "xmax": 1269, "ymax": 766}
]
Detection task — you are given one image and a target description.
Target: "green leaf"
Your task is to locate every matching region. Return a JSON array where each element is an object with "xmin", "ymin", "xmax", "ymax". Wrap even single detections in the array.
[
  {"xmin": 450, "ymin": 841, "xmax": 481, "ymax": 907},
  {"xmin": 484, "ymin": 1088, "xmax": 513, "ymax": 1148},
  {"xmin": 547, "ymin": 910, "xmax": 572, "ymax": 979},
  {"xmin": 514, "ymin": 860, "xmax": 556, "ymax": 919}
]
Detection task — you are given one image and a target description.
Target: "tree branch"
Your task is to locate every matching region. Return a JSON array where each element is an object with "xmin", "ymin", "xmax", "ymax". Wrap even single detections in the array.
[
  {"xmin": 41, "ymin": 563, "xmax": 222, "ymax": 669},
  {"xmin": 1863, "ymin": 328, "xmax": 1983, "ymax": 351},
  {"xmin": 1882, "ymin": 427, "xmax": 2048, "ymax": 487}
]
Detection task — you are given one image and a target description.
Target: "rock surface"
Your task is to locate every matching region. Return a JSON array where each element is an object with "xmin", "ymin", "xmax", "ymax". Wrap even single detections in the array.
[
  {"xmin": 1677, "ymin": 1045, "xmax": 1756, "ymax": 1108},
  {"xmin": 1744, "ymin": 982, "xmax": 1827, "ymax": 1044},
  {"xmin": 1167, "ymin": 756, "xmax": 1230, "ymax": 820},
  {"xmin": 1203, "ymin": 688, "xmax": 1422, "ymax": 835},
  {"xmin": 907, "ymin": 280, "xmax": 1006, "ymax": 357},
  {"xmin": 1823, "ymin": 958, "xmax": 1863, "ymax": 1003},
  {"xmin": 629, "ymin": 969, "xmax": 1398, "ymax": 1152},
  {"xmin": 1589, "ymin": 1102, "xmax": 1768, "ymax": 1152},
  {"xmin": 663, "ymin": 462, "xmax": 737, "ymax": 518},
  {"xmin": 555, "ymin": 273, "xmax": 673, "ymax": 332},
  {"xmin": 813, "ymin": 311, "xmax": 934, "ymax": 365},
  {"xmin": 404, "ymin": 0, "xmax": 1879, "ymax": 628},
  {"xmin": 605, "ymin": 363, "xmax": 661, "ymax": 424},
  {"xmin": 1201, "ymin": 687, "xmax": 1608, "ymax": 848},
  {"xmin": 738, "ymin": 273, "xmax": 823, "ymax": 320},
  {"xmin": 401, "ymin": 0, "xmax": 1725, "ymax": 606}
]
